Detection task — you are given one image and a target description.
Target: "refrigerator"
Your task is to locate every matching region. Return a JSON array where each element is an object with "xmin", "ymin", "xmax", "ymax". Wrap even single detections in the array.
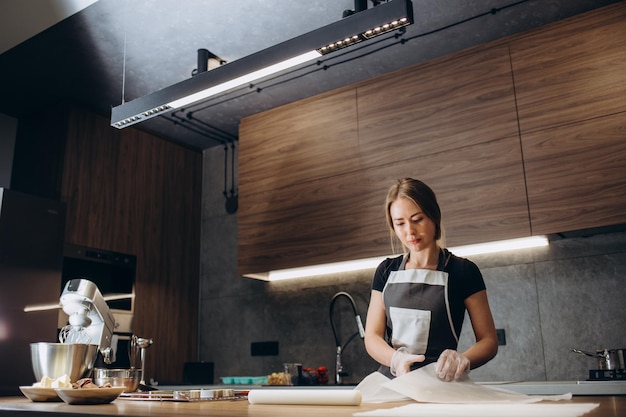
[{"xmin": 0, "ymin": 188, "xmax": 66, "ymax": 395}]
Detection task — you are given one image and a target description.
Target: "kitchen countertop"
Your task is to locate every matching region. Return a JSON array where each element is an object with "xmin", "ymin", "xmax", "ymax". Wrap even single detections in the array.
[
  {"xmin": 481, "ymin": 380, "xmax": 626, "ymax": 396},
  {"xmin": 157, "ymin": 380, "xmax": 626, "ymax": 396},
  {"xmin": 0, "ymin": 395, "xmax": 624, "ymax": 417}
]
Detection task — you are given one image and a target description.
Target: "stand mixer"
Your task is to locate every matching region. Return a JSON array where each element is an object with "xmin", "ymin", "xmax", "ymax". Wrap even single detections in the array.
[{"xmin": 58, "ymin": 279, "xmax": 116, "ymax": 364}]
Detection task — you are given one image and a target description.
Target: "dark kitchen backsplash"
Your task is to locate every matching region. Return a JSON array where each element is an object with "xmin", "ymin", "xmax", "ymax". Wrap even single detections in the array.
[{"xmin": 196, "ymin": 146, "xmax": 626, "ymax": 385}]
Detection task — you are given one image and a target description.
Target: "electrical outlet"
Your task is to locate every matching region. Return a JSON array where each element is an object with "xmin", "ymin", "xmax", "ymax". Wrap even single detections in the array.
[
  {"xmin": 496, "ymin": 329, "xmax": 506, "ymax": 346},
  {"xmin": 251, "ymin": 341, "xmax": 279, "ymax": 356}
]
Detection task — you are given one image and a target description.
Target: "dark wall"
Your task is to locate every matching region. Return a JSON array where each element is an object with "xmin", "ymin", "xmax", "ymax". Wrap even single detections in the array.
[
  {"xmin": 0, "ymin": 189, "xmax": 65, "ymax": 394},
  {"xmin": 10, "ymin": 106, "xmax": 68, "ymax": 200},
  {"xmin": 0, "ymin": 113, "xmax": 17, "ymax": 188},
  {"xmin": 11, "ymin": 104, "xmax": 203, "ymax": 384}
]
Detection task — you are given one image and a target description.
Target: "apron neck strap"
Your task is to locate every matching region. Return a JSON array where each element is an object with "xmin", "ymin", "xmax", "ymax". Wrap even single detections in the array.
[{"xmin": 401, "ymin": 248, "xmax": 451, "ymax": 271}]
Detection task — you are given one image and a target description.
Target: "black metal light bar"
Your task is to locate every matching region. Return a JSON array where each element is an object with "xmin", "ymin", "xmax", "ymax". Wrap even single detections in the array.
[{"xmin": 111, "ymin": 0, "xmax": 413, "ymax": 129}]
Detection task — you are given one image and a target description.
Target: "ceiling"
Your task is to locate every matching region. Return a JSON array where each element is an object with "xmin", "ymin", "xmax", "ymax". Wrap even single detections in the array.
[{"xmin": 0, "ymin": 0, "xmax": 620, "ymax": 151}]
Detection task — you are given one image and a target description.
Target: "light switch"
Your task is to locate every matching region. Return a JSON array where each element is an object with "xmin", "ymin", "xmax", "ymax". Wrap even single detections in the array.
[{"xmin": 496, "ymin": 329, "xmax": 506, "ymax": 346}]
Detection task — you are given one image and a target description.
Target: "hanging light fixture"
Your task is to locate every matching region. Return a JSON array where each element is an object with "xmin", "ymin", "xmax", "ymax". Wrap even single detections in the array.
[
  {"xmin": 192, "ymin": 48, "xmax": 226, "ymax": 76},
  {"xmin": 111, "ymin": 0, "xmax": 414, "ymax": 128}
]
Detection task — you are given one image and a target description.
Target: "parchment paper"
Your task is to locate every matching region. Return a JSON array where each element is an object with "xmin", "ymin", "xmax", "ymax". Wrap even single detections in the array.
[
  {"xmin": 354, "ymin": 372, "xmax": 411, "ymax": 403},
  {"xmin": 356, "ymin": 364, "xmax": 572, "ymax": 404},
  {"xmin": 353, "ymin": 402, "xmax": 600, "ymax": 417}
]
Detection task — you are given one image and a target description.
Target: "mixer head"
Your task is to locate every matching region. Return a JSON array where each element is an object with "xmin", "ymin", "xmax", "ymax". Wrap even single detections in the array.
[{"xmin": 59, "ymin": 279, "xmax": 117, "ymax": 364}]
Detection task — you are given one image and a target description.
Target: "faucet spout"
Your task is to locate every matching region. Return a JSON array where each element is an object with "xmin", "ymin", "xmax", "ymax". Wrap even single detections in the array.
[
  {"xmin": 329, "ymin": 291, "xmax": 364, "ymax": 384},
  {"xmin": 335, "ymin": 345, "xmax": 343, "ymax": 385}
]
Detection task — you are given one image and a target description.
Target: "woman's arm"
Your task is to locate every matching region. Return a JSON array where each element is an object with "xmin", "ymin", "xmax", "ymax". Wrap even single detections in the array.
[
  {"xmin": 364, "ymin": 290, "xmax": 396, "ymax": 367},
  {"xmin": 436, "ymin": 289, "xmax": 498, "ymax": 380},
  {"xmin": 364, "ymin": 289, "xmax": 426, "ymax": 376},
  {"xmin": 461, "ymin": 289, "xmax": 499, "ymax": 369}
]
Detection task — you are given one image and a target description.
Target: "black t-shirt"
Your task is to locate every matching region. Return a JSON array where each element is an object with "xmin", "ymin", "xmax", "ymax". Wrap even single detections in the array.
[{"xmin": 371, "ymin": 249, "xmax": 486, "ymax": 337}]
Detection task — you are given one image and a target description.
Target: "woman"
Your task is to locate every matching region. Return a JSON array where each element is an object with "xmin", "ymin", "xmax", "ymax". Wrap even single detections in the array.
[{"xmin": 364, "ymin": 178, "xmax": 498, "ymax": 381}]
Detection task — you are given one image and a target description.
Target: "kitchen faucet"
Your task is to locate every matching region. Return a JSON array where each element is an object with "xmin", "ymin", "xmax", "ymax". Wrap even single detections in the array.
[{"xmin": 329, "ymin": 291, "xmax": 365, "ymax": 385}]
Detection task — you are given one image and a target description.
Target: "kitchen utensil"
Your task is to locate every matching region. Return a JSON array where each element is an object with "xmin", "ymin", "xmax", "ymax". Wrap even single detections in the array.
[
  {"xmin": 93, "ymin": 368, "xmax": 141, "ymax": 392},
  {"xmin": 129, "ymin": 335, "xmax": 153, "ymax": 384},
  {"xmin": 572, "ymin": 348, "xmax": 622, "ymax": 371},
  {"xmin": 58, "ymin": 325, "xmax": 91, "ymax": 344},
  {"xmin": 201, "ymin": 389, "xmax": 234, "ymax": 399},
  {"xmin": 118, "ymin": 389, "xmax": 244, "ymax": 402},
  {"xmin": 30, "ymin": 342, "xmax": 98, "ymax": 382},
  {"xmin": 247, "ymin": 389, "xmax": 362, "ymax": 405},
  {"xmin": 283, "ymin": 363, "xmax": 302, "ymax": 385}
]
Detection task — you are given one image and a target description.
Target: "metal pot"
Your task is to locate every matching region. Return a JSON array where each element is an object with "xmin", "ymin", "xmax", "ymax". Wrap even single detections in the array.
[{"xmin": 572, "ymin": 348, "xmax": 625, "ymax": 371}]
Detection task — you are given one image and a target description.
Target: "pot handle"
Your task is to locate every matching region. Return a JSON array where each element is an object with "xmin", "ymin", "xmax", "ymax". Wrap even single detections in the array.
[{"xmin": 572, "ymin": 348, "xmax": 599, "ymax": 358}]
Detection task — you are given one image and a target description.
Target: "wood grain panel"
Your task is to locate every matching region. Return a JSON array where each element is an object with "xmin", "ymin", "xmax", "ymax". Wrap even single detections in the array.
[
  {"xmin": 523, "ymin": 112, "xmax": 626, "ymax": 235},
  {"xmin": 356, "ymin": 45, "xmax": 519, "ymax": 163},
  {"xmin": 510, "ymin": 3, "xmax": 626, "ymax": 134},
  {"xmin": 238, "ymin": 136, "xmax": 529, "ymax": 275},
  {"xmin": 360, "ymin": 136, "xmax": 531, "ymax": 250},
  {"xmin": 238, "ymin": 47, "xmax": 525, "ymax": 275},
  {"xmin": 238, "ymin": 88, "xmax": 358, "ymax": 192},
  {"xmin": 238, "ymin": 171, "xmax": 389, "ymax": 274},
  {"xmin": 238, "ymin": 4, "xmax": 625, "ymax": 275},
  {"xmin": 61, "ymin": 106, "xmax": 202, "ymax": 384}
]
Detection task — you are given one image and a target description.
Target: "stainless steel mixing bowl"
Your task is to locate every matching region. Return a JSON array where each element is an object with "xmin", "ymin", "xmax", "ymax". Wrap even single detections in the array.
[
  {"xmin": 93, "ymin": 368, "xmax": 141, "ymax": 392},
  {"xmin": 30, "ymin": 342, "xmax": 99, "ymax": 382}
]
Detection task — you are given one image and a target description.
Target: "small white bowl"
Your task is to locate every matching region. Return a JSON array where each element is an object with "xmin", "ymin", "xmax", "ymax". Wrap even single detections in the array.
[
  {"xmin": 54, "ymin": 387, "xmax": 125, "ymax": 405},
  {"xmin": 19, "ymin": 386, "xmax": 61, "ymax": 402}
]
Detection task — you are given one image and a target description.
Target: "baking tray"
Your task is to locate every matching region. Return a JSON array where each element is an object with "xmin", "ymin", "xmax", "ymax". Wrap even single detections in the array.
[{"xmin": 119, "ymin": 389, "xmax": 248, "ymax": 402}]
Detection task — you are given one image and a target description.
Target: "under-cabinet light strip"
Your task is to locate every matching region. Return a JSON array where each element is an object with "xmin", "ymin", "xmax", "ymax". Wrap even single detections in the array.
[
  {"xmin": 450, "ymin": 235, "xmax": 549, "ymax": 257},
  {"xmin": 261, "ymin": 236, "xmax": 549, "ymax": 281},
  {"xmin": 23, "ymin": 293, "xmax": 134, "ymax": 312}
]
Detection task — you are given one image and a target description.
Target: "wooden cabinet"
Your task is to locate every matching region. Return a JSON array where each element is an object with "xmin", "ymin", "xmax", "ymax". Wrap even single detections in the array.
[
  {"xmin": 376, "ymin": 136, "xmax": 530, "ymax": 246},
  {"xmin": 510, "ymin": 4, "xmax": 626, "ymax": 234},
  {"xmin": 238, "ymin": 3, "xmax": 626, "ymax": 276},
  {"xmin": 61, "ymin": 107, "xmax": 202, "ymax": 384},
  {"xmin": 522, "ymin": 113, "xmax": 626, "ymax": 235},
  {"xmin": 239, "ymin": 88, "xmax": 360, "ymax": 187},
  {"xmin": 238, "ymin": 89, "xmax": 362, "ymax": 274},
  {"xmin": 354, "ymin": 45, "xmax": 529, "ymax": 247},
  {"xmin": 356, "ymin": 46, "xmax": 519, "ymax": 160},
  {"xmin": 238, "ymin": 46, "xmax": 529, "ymax": 275},
  {"xmin": 13, "ymin": 104, "xmax": 202, "ymax": 384},
  {"xmin": 510, "ymin": 5, "xmax": 626, "ymax": 134}
]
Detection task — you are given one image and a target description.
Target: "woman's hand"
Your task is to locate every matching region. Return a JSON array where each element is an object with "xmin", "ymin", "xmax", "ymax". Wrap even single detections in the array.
[
  {"xmin": 391, "ymin": 347, "xmax": 425, "ymax": 376},
  {"xmin": 436, "ymin": 349, "xmax": 470, "ymax": 381}
]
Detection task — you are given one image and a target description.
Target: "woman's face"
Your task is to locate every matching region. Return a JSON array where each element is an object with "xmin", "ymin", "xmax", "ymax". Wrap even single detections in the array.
[{"xmin": 389, "ymin": 197, "xmax": 437, "ymax": 252}]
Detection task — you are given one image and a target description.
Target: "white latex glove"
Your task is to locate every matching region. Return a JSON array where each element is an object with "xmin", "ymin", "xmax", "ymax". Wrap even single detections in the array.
[
  {"xmin": 435, "ymin": 349, "xmax": 470, "ymax": 381},
  {"xmin": 390, "ymin": 347, "xmax": 425, "ymax": 376}
]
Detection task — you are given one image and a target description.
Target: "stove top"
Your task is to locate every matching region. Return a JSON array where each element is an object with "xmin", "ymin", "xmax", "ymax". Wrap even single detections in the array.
[
  {"xmin": 588, "ymin": 369, "xmax": 626, "ymax": 381},
  {"xmin": 483, "ymin": 380, "xmax": 626, "ymax": 396}
]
